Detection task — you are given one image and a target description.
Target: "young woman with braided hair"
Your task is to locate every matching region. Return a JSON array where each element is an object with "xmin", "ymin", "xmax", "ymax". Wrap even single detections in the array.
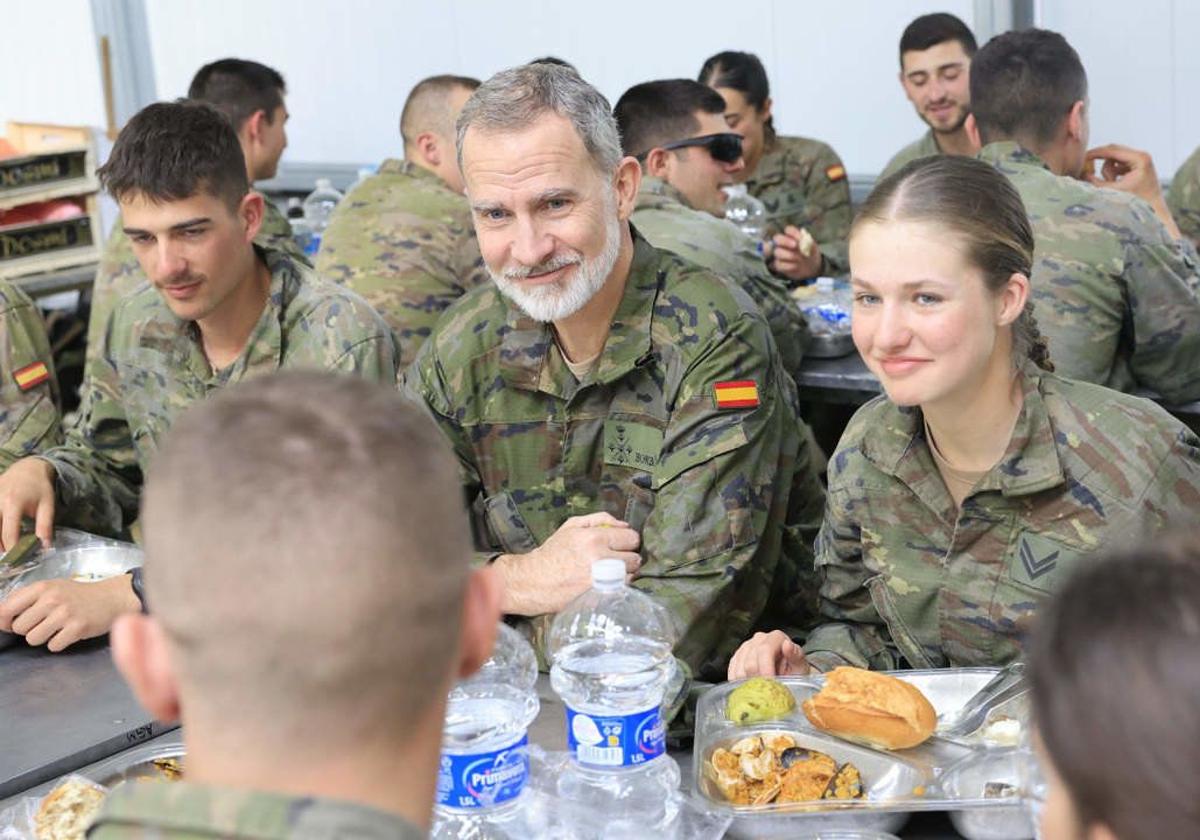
[{"xmin": 729, "ymin": 155, "xmax": 1200, "ymax": 677}]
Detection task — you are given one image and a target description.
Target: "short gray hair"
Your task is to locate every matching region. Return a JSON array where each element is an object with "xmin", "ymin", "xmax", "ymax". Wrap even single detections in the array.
[{"xmin": 456, "ymin": 63, "xmax": 623, "ymax": 176}]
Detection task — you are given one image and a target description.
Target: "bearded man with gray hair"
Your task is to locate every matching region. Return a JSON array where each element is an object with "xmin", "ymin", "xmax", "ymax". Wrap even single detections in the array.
[{"xmin": 403, "ymin": 63, "xmax": 825, "ymax": 681}]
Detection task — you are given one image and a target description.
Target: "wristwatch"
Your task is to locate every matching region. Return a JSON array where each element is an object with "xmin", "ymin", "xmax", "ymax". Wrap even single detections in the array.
[{"xmin": 130, "ymin": 567, "xmax": 149, "ymax": 613}]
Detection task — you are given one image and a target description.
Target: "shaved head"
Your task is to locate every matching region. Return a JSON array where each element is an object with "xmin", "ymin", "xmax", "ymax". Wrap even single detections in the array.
[
  {"xmin": 140, "ymin": 372, "xmax": 471, "ymax": 749},
  {"xmin": 400, "ymin": 74, "xmax": 480, "ymax": 151}
]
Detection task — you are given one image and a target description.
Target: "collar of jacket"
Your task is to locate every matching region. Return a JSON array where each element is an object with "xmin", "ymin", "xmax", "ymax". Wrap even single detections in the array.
[
  {"xmin": 380, "ymin": 157, "xmax": 446, "ymax": 185},
  {"xmin": 978, "ymin": 141, "xmax": 1052, "ymax": 172},
  {"xmin": 635, "ymin": 175, "xmax": 692, "ymax": 212},
  {"xmin": 498, "ymin": 226, "xmax": 662, "ymax": 397},
  {"xmin": 860, "ymin": 359, "xmax": 1066, "ymax": 499}
]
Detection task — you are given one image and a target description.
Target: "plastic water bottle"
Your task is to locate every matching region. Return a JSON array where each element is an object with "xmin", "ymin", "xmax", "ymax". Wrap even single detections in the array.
[
  {"xmin": 433, "ymin": 623, "xmax": 543, "ymax": 839},
  {"xmin": 301, "ymin": 178, "xmax": 343, "ymax": 258},
  {"xmin": 548, "ymin": 559, "xmax": 682, "ymax": 834},
  {"xmin": 723, "ymin": 183, "xmax": 767, "ymax": 248}
]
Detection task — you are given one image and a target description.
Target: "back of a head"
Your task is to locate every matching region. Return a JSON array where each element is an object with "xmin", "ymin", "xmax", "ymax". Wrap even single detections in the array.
[
  {"xmin": 529, "ymin": 56, "xmax": 578, "ymax": 73},
  {"xmin": 969, "ymin": 28, "xmax": 1087, "ymax": 147},
  {"xmin": 856, "ymin": 156, "xmax": 1052, "ymax": 371},
  {"xmin": 400, "ymin": 74, "xmax": 481, "ymax": 147},
  {"xmin": 1029, "ymin": 534, "xmax": 1200, "ymax": 839},
  {"xmin": 140, "ymin": 372, "xmax": 472, "ymax": 746},
  {"xmin": 97, "ymin": 100, "xmax": 249, "ymax": 210},
  {"xmin": 613, "ymin": 79, "xmax": 727, "ymax": 159},
  {"xmin": 456, "ymin": 63, "xmax": 621, "ymax": 176},
  {"xmin": 697, "ymin": 51, "xmax": 770, "ymax": 110},
  {"xmin": 898, "ymin": 12, "xmax": 978, "ymax": 63},
  {"xmin": 187, "ymin": 58, "xmax": 286, "ymax": 131}
]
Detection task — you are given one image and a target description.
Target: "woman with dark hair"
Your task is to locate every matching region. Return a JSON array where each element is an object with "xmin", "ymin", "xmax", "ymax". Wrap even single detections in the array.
[
  {"xmin": 699, "ymin": 50, "xmax": 851, "ymax": 280},
  {"xmin": 728, "ymin": 155, "xmax": 1200, "ymax": 678},
  {"xmin": 1027, "ymin": 535, "xmax": 1200, "ymax": 839}
]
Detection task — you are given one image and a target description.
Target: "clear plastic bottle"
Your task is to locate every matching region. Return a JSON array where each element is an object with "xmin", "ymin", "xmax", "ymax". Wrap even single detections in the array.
[
  {"xmin": 433, "ymin": 623, "xmax": 545, "ymax": 839},
  {"xmin": 300, "ymin": 178, "xmax": 343, "ymax": 258},
  {"xmin": 722, "ymin": 183, "xmax": 767, "ymax": 246},
  {"xmin": 548, "ymin": 559, "xmax": 682, "ymax": 835}
]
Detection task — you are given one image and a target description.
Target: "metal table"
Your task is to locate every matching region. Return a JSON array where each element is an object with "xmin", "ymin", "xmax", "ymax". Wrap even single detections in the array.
[{"xmin": 0, "ymin": 638, "xmax": 177, "ymax": 802}]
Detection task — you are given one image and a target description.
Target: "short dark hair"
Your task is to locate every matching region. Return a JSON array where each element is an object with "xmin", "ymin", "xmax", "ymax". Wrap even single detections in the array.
[
  {"xmin": 98, "ymin": 100, "xmax": 249, "ymax": 210},
  {"xmin": 899, "ymin": 12, "xmax": 977, "ymax": 65},
  {"xmin": 969, "ymin": 29, "xmax": 1087, "ymax": 147},
  {"xmin": 400, "ymin": 74, "xmax": 481, "ymax": 145},
  {"xmin": 1029, "ymin": 533, "xmax": 1200, "ymax": 840},
  {"xmin": 187, "ymin": 58, "xmax": 286, "ymax": 130},
  {"xmin": 698, "ymin": 51, "xmax": 775, "ymax": 143},
  {"xmin": 613, "ymin": 79, "xmax": 728, "ymax": 159}
]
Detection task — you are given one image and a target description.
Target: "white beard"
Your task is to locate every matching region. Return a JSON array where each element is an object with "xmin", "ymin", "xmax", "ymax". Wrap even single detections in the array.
[{"xmin": 491, "ymin": 206, "xmax": 621, "ymax": 323}]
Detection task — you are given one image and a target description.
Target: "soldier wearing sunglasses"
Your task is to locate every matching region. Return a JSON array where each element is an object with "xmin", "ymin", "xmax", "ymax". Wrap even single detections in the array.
[{"xmin": 615, "ymin": 79, "xmax": 808, "ymax": 381}]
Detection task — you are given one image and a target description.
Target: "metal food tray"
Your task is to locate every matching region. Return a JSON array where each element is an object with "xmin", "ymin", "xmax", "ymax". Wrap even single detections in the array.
[
  {"xmin": 693, "ymin": 669, "xmax": 1033, "ymax": 840},
  {"xmin": 84, "ymin": 743, "xmax": 185, "ymax": 789},
  {"xmin": 805, "ymin": 332, "xmax": 857, "ymax": 359}
]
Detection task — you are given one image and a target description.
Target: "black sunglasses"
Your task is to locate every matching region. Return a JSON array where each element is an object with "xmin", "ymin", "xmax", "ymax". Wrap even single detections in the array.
[{"xmin": 639, "ymin": 132, "xmax": 744, "ymax": 164}]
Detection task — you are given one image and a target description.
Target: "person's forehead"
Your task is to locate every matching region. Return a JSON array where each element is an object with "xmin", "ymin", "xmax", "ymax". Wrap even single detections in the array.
[
  {"xmin": 901, "ymin": 40, "xmax": 971, "ymax": 75},
  {"xmin": 851, "ymin": 218, "xmax": 969, "ymax": 275},
  {"xmin": 461, "ymin": 113, "xmax": 597, "ymax": 192},
  {"xmin": 714, "ymin": 86, "xmax": 751, "ymax": 112},
  {"xmin": 121, "ymin": 190, "xmax": 229, "ymax": 230}
]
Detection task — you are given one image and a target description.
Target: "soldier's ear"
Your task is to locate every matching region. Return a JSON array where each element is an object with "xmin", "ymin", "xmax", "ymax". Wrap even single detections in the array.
[
  {"xmin": 112, "ymin": 613, "xmax": 182, "ymax": 723},
  {"xmin": 238, "ymin": 191, "xmax": 265, "ymax": 244},
  {"xmin": 760, "ymin": 96, "xmax": 773, "ymax": 124},
  {"xmin": 644, "ymin": 147, "xmax": 670, "ymax": 179},
  {"xmin": 613, "ymin": 156, "xmax": 642, "ymax": 222},
  {"xmin": 996, "ymin": 272, "xmax": 1029, "ymax": 327},
  {"xmin": 964, "ymin": 114, "xmax": 981, "ymax": 151},
  {"xmin": 414, "ymin": 132, "xmax": 441, "ymax": 168},
  {"xmin": 456, "ymin": 565, "xmax": 503, "ymax": 680},
  {"xmin": 1065, "ymin": 101, "xmax": 1087, "ymax": 144}
]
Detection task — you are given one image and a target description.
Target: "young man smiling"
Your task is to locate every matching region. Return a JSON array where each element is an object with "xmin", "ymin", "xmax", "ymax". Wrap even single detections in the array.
[{"xmin": 0, "ymin": 101, "xmax": 398, "ymax": 651}]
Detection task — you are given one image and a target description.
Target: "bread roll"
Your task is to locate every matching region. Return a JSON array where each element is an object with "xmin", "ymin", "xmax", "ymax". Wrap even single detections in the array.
[
  {"xmin": 802, "ymin": 667, "xmax": 936, "ymax": 750},
  {"xmin": 34, "ymin": 778, "xmax": 106, "ymax": 840}
]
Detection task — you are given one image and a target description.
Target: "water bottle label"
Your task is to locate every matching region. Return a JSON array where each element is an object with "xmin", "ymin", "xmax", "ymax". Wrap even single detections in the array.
[
  {"xmin": 436, "ymin": 734, "xmax": 529, "ymax": 809},
  {"xmin": 303, "ymin": 233, "xmax": 322, "ymax": 257},
  {"xmin": 565, "ymin": 705, "xmax": 666, "ymax": 768}
]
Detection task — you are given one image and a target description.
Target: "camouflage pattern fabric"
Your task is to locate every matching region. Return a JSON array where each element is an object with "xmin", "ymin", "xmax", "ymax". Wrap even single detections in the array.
[
  {"xmin": 88, "ymin": 779, "xmax": 426, "ymax": 840},
  {"xmin": 631, "ymin": 176, "xmax": 809, "ymax": 381},
  {"xmin": 744, "ymin": 132, "xmax": 859, "ymax": 273},
  {"xmin": 804, "ymin": 362, "xmax": 1200, "ymax": 672},
  {"xmin": 0, "ymin": 281, "xmax": 62, "ymax": 469},
  {"xmin": 316, "ymin": 159, "xmax": 490, "ymax": 369},
  {"xmin": 879, "ymin": 129, "xmax": 941, "ymax": 180},
  {"xmin": 404, "ymin": 231, "xmax": 826, "ymax": 680},
  {"xmin": 41, "ymin": 246, "xmax": 399, "ymax": 538},
  {"xmin": 745, "ymin": 135, "xmax": 852, "ymax": 274},
  {"xmin": 982, "ymin": 142, "xmax": 1200, "ymax": 402},
  {"xmin": 86, "ymin": 196, "xmax": 305, "ymax": 365},
  {"xmin": 1167, "ymin": 144, "xmax": 1200, "ymax": 248}
]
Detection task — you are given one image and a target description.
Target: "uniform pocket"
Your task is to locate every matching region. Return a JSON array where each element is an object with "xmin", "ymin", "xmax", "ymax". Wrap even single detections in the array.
[
  {"xmin": 867, "ymin": 575, "xmax": 936, "ymax": 669},
  {"xmin": 482, "ymin": 490, "xmax": 539, "ymax": 555}
]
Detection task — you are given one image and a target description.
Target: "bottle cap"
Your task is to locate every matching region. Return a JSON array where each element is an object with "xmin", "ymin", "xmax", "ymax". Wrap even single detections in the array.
[
  {"xmin": 315, "ymin": 177, "xmax": 333, "ymax": 189},
  {"xmin": 592, "ymin": 558, "xmax": 626, "ymax": 586}
]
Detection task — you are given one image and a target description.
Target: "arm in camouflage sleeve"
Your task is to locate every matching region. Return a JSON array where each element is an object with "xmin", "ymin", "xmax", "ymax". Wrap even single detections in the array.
[
  {"xmin": 633, "ymin": 311, "xmax": 803, "ymax": 679},
  {"xmin": 37, "ymin": 327, "xmax": 141, "ymax": 538},
  {"xmin": 799, "ymin": 144, "xmax": 852, "ymax": 275},
  {"xmin": 801, "ymin": 483, "xmax": 905, "ymax": 672},
  {"xmin": 1166, "ymin": 151, "xmax": 1200, "ymax": 249},
  {"xmin": 0, "ymin": 288, "xmax": 63, "ymax": 469},
  {"xmin": 1122, "ymin": 210, "xmax": 1200, "ymax": 403}
]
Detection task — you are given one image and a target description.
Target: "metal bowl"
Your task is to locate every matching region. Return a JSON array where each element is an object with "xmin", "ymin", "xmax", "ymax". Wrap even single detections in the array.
[
  {"xmin": 0, "ymin": 542, "xmax": 143, "ymax": 650},
  {"xmin": 805, "ymin": 332, "xmax": 857, "ymax": 359}
]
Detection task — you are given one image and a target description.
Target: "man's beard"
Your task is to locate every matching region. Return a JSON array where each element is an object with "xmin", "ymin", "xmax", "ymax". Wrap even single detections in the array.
[
  {"xmin": 490, "ymin": 203, "xmax": 621, "ymax": 323},
  {"xmin": 924, "ymin": 103, "xmax": 970, "ymax": 135}
]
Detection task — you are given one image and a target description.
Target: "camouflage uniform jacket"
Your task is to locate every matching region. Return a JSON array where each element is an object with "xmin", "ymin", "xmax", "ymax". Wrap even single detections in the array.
[
  {"xmin": 88, "ymin": 780, "xmax": 425, "ymax": 840},
  {"xmin": 982, "ymin": 141, "xmax": 1200, "ymax": 402},
  {"xmin": 405, "ymin": 231, "xmax": 825, "ymax": 679},
  {"xmin": 86, "ymin": 196, "xmax": 304, "ymax": 365},
  {"xmin": 804, "ymin": 363, "xmax": 1200, "ymax": 672},
  {"xmin": 316, "ymin": 159, "xmax": 490, "ymax": 369},
  {"xmin": 745, "ymin": 135, "xmax": 852, "ymax": 274},
  {"xmin": 879, "ymin": 129, "xmax": 941, "ymax": 180},
  {"xmin": 631, "ymin": 176, "xmax": 809, "ymax": 381},
  {"xmin": 1166, "ymin": 144, "xmax": 1200, "ymax": 248},
  {"xmin": 42, "ymin": 246, "xmax": 399, "ymax": 537},
  {"xmin": 0, "ymin": 281, "xmax": 62, "ymax": 469}
]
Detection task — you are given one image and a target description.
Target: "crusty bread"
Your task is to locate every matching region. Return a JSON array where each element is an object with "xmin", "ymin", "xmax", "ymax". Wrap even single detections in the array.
[
  {"xmin": 34, "ymin": 778, "xmax": 106, "ymax": 840},
  {"xmin": 802, "ymin": 667, "xmax": 937, "ymax": 750}
]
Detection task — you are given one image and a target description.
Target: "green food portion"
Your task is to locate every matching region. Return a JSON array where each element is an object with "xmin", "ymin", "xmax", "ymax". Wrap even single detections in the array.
[{"xmin": 726, "ymin": 677, "xmax": 796, "ymax": 724}]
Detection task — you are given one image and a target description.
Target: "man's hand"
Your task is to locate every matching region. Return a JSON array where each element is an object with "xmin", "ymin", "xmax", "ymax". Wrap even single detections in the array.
[
  {"xmin": 769, "ymin": 225, "xmax": 824, "ymax": 281},
  {"xmin": 495, "ymin": 512, "xmax": 641, "ymax": 616},
  {"xmin": 0, "ymin": 457, "xmax": 56, "ymax": 551},
  {"xmin": 0, "ymin": 573, "xmax": 140, "ymax": 652},
  {"xmin": 1085, "ymin": 144, "xmax": 1182, "ymax": 239},
  {"xmin": 727, "ymin": 630, "xmax": 810, "ymax": 679}
]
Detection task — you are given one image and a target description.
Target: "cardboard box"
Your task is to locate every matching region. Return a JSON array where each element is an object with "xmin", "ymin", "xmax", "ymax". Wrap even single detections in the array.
[
  {"xmin": 0, "ymin": 194, "xmax": 100, "ymax": 279},
  {"xmin": 0, "ymin": 122, "xmax": 99, "ymax": 211}
]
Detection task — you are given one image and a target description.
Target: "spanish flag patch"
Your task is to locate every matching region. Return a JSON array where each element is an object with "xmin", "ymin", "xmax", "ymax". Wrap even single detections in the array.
[
  {"xmin": 713, "ymin": 380, "xmax": 759, "ymax": 409},
  {"xmin": 13, "ymin": 361, "xmax": 50, "ymax": 391},
  {"xmin": 825, "ymin": 164, "xmax": 847, "ymax": 182}
]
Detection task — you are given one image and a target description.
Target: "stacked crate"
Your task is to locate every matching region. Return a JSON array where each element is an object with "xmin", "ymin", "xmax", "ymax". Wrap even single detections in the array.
[{"xmin": 0, "ymin": 122, "xmax": 101, "ymax": 281}]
